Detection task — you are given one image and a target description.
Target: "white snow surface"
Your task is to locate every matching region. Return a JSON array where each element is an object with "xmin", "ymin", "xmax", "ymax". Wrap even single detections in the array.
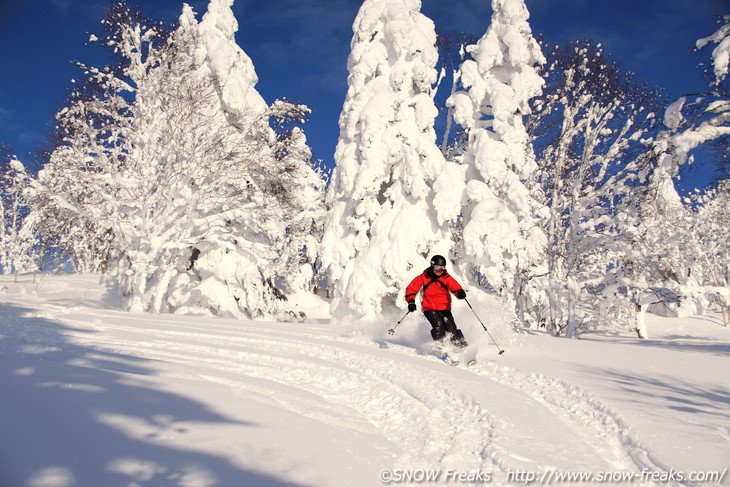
[{"xmin": 0, "ymin": 274, "xmax": 728, "ymax": 487}]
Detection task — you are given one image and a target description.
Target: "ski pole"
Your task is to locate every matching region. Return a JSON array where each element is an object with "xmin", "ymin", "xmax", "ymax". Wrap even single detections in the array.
[
  {"xmin": 388, "ymin": 311, "xmax": 411, "ymax": 335},
  {"xmin": 464, "ymin": 297, "xmax": 505, "ymax": 355}
]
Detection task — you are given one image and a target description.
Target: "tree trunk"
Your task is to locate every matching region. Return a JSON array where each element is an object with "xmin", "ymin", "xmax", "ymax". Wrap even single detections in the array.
[
  {"xmin": 547, "ymin": 273, "xmax": 561, "ymax": 336},
  {"xmin": 634, "ymin": 303, "xmax": 649, "ymax": 339},
  {"xmin": 440, "ymin": 69, "xmax": 459, "ymax": 156},
  {"xmin": 514, "ymin": 270, "xmax": 526, "ymax": 325},
  {"xmin": 720, "ymin": 294, "xmax": 729, "ymax": 327},
  {"xmin": 151, "ymin": 267, "xmax": 174, "ymax": 314},
  {"xmin": 565, "ymin": 276, "xmax": 580, "ymax": 338}
]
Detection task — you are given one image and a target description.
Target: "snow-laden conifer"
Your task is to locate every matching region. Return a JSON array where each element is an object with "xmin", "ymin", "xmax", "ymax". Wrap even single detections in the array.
[
  {"xmin": 185, "ymin": 0, "xmax": 268, "ymax": 125},
  {"xmin": 435, "ymin": 0, "xmax": 546, "ymax": 319},
  {"xmin": 163, "ymin": 1, "xmax": 326, "ymax": 318},
  {"xmin": 322, "ymin": 0, "xmax": 449, "ymax": 321}
]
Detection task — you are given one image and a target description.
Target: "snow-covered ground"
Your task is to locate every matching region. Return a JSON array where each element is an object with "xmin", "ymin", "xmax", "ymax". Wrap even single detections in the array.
[{"xmin": 0, "ymin": 274, "xmax": 727, "ymax": 487}]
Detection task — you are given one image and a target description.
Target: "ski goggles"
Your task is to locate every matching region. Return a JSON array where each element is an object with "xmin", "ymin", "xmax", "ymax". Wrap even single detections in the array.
[{"xmin": 433, "ymin": 265, "xmax": 446, "ymax": 271}]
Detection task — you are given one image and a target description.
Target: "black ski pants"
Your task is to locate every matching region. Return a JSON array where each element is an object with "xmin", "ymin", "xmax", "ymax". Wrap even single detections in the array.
[{"xmin": 423, "ymin": 310, "xmax": 468, "ymax": 348}]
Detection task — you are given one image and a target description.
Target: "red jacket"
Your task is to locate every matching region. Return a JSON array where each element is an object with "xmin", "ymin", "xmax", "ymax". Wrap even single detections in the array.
[{"xmin": 405, "ymin": 268, "xmax": 464, "ymax": 311}]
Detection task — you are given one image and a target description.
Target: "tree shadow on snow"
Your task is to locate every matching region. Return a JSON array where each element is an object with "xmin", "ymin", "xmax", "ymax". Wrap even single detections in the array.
[
  {"xmin": 577, "ymin": 333, "xmax": 730, "ymax": 358},
  {"xmin": 628, "ymin": 336, "xmax": 730, "ymax": 357},
  {"xmin": 686, "ymin": 314, "xmax": 726, "ymax": 327},
  {"xmin": 575, "ymin": 365, "xmax": 730, "ymax": 421},
  {"xmin": 0, "ymin": 303, "xmax": 307, "ymax": 487}
]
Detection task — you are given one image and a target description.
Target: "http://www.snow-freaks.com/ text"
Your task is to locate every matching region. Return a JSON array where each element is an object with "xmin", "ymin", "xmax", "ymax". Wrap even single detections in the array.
[{"xmin": 378, "ymin": 467, "xmax": 728, "ymax": 484}]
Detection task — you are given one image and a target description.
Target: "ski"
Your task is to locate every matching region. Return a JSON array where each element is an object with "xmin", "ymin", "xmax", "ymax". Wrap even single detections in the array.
[
  {"xmin": 440, "ymin": 353, "xmax": 459, "ymax": 366},
  {"xmin": 440, "ymin": 354, "xmax": 477, "ymax": 367}
]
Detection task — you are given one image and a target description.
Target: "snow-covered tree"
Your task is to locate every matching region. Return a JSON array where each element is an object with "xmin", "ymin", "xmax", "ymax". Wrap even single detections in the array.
[
  {"xmin": 26, "ymin": 3, "xmax": 166, "ymax": 275},
  {"xmin": 0, "ymin": 150, "xmax": 37, "ymax": 276},
  {"xmin": 630, "ymin": 16, "xmax": 730, "ymax": 331},
  {"xmin": 526, "ymin": 40, "xmax": 664, "ymax": 337},
  {"xmin": 624, "ymin": 178, "xmax": 730, "ymax": 336},
  {"xmin": 322, "ymin": 0, "xmax": 450, "ymax": 321},
  {"xmin": 692, "ymin": 182, "xmax": 730, "ymax": 325},
  {"xmin": 677, "ymin": 183, "xmax": 730, "ymax": 324},
  {"xmin": 434, "ymin": 0, "xmax": 546, "ymax": 323},
  {"xmin": 164, "ymin": 1, "xmax": 326, "ymax": 315},
  {"xmin": 35, "ymin": 0, "xmax": 324, "ymax": 319},
  {"xmin": 434, "ymin": 32, "xmax": 476, "ymax": 158},
  {"xmin": 651, "ymin": 15, "xmax": 730, "ymax": 200},
  {"xmin": 698, "ymin": 15, "xmax": 730, "ymax": 84}
]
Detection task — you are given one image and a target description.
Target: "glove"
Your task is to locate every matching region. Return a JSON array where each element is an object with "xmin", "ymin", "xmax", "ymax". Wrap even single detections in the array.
[
  {"xmin": 408, "ymin": 302, "xmax": 417, "ymax": 312},
  {"xmin": 456, "ymin": 289, "xmax": 467, "ymax": 300}
]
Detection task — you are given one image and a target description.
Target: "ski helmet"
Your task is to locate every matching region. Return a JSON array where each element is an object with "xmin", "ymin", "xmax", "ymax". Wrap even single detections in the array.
[{"xmin": 430, "ymin": 255, "xmax": 447, "ymax": 267}]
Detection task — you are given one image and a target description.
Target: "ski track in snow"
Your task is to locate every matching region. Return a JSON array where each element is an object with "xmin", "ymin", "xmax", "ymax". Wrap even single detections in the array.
[{"xmin": 19, "ymin": 302, "xmax": 679, "ymax": 486}]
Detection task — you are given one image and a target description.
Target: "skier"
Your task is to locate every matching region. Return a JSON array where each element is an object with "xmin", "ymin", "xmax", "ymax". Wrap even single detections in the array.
[{"xmin": 405, "ymin": 255, "xmax": 468, "ymax": 349}]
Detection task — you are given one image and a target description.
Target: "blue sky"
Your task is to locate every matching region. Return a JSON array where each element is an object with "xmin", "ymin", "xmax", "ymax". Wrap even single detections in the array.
[{"xmin": 0, "ymin": 0, "xmax": 727, "ymax": 188}]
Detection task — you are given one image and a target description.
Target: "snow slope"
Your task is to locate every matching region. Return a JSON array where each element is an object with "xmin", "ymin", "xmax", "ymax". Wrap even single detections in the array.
[{"xmin": 0, "ymin": 274, "xmax": 728, "ymax": 487}]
